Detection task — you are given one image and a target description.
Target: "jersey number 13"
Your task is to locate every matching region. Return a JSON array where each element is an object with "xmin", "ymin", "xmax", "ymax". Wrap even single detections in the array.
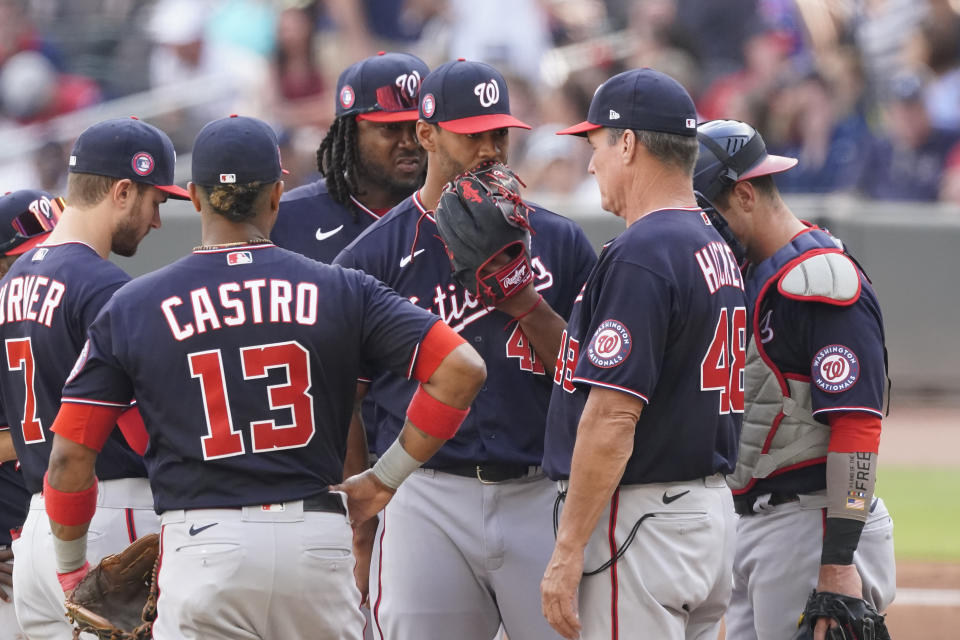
[{"xmin": 189, "ymin": 341, "xmax": 315, "ymax": 460}]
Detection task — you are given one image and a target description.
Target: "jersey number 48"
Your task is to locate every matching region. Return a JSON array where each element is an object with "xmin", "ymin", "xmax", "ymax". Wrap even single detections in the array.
[{"xmin": 700, "ymin": 307, "xmax": 747, "ymax": 414}]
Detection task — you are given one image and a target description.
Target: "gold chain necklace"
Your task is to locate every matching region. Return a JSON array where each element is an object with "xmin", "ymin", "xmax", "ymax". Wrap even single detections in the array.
[{"xmin": 193, "ymin": 237, "xmax": 272, "ymax": 251}]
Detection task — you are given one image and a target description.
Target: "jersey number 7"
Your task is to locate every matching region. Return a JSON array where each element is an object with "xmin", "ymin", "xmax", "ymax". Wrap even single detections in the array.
[
  {"xmin": 5, "ymin": 337, "xmax": 45, "ymax": 443},
  {"xmin": 700, "ymin": 307, "xmax": 747, "ymax": 414},
  {"xmin": 189, "ymin": 341, "xmax": 316, "ymax": 460}
]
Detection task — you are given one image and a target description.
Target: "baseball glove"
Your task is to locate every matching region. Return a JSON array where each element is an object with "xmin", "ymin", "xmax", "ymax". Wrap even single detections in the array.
[
  {"xmin": 434, "ymin": 160, "xmax": 534, "ymax": 307},
  {"xmin": 65, "ymin": 533, "xmax": 160, "ymax": 640},
  {"xmin": 792, "ymin": 590, "xmax": 891, "ymax": 640}
]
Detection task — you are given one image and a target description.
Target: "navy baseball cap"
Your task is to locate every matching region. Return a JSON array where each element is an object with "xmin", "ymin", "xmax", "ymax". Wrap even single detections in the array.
[
  {"xmin": 68, "ymin": 117, "xmax": 190, "ymax": 199},
  {"xmin": 191, "ymin": 115, "xmax": 288, "ymax": 187},
  {"xmin": 419, "ymin": 59, "xmax": 530, "ymax": 134},
  {"xmin": 557, "ymin": 68, "xmax": 698, "ymax": 137},
  {"xmin": 0, "ymin": 189, "xmax": 61, "ymax": 256},
  {"xmin": 336, "ymin": 52, "xmax": 430, "ymax": 123}
]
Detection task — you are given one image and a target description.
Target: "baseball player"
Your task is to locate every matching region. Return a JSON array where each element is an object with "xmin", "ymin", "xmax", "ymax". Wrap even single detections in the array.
[
  {"xmin": 540, "ymin": 69, "xmax": 743, "ymax": 640},
  {"xmin": 0, "ymin": 189, "xmax": 61, "ymax": 640},
  {"xmin": 335, "ymin": 58, "xmax": 597, "ymax": 640},
  {"xmin": 43, "ymin": 115, "xmax": 486, "ymax": 640},
  {"xmin": 272, "ymin": 51, "xmax": 429, "ymax": 262},
  {"xmin": 692, "ymin": 119, "xmax": 896, "ymax": 640},
  {"xmin": 0, "ymin": 117, "xmax": 188, "ymax": 639}
]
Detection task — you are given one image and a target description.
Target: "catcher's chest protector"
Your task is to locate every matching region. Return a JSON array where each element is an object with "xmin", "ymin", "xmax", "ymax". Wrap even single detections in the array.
[{"xmin": 728, "ymin": 232, "xmax": 862, "ymax": 493}]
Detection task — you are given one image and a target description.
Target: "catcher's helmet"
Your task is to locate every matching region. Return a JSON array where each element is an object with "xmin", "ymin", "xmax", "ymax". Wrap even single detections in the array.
[{"xmin": 693, "ymin": 120, "xmax": 798, "ymax": 202}]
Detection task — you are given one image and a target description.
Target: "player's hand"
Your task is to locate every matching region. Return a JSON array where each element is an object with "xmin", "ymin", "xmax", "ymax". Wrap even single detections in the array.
[
  {"xmin": 351, "ymin": 516, "xmax": 378, "ymax": 606},
  {"xmin": 540, "ymin": 543, "xmax": 583, "ymax": 639},
  {"xmin": 813, "ymin": 563, "xmax": 863, "ymax": 640},
  {"xmin": 480, "ymin": 252, "xmax": 539, "ymax": 317},
  {"xmin": 0, "ymin": 546, "xmax": 13, "ymax": 602},
  {"xmin": 331, "ymin": 470, "xmax": 396, "ymax": 527}
]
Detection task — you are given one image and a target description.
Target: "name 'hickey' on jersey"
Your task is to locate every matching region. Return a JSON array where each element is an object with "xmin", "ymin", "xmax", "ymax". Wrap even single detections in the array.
[
  {"xmin": 0, "ymin": 275, "xmax": 66, "ymax": 327},
  {"xmin": 695, "ymin": 240, "xmax": 744, "ymax": 294},
  {"xmin": 161, "ymin": 278, "xmax": 319, "ymax": 341}
]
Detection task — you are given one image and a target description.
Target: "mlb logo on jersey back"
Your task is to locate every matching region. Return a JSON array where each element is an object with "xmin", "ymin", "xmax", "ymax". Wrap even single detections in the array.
[
  {"xmin": 32, "ymin": 248, "xmax": 49, "ymax": 261},
  {"xmin": 227, "ymin": 251, "xmax": 252, "ymax": 266}
]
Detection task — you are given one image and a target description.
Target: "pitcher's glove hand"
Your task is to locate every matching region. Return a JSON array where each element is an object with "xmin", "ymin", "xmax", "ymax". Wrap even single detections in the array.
[
  {"xmin": 64, "ymin": 533, "xmax": 160, "ymax": 640},
  {"xmin": 434, "ymin": 161, "xmax": 535, "ymax": 307},
  {"xmin": 793, "ymin": 590, "xmax": 891, "ymax": 640}
]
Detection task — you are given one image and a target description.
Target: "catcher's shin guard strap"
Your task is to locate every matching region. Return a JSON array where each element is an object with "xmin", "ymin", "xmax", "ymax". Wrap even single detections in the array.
[
  {"xmin": 412, "ymin": 321, "xmax": 468, "ymax": 383},
  {"xmin": 406, "ymin": 385, "xmax": 469, "ymax": 440},
  {"xmin": 372, "ymin": 438, "xmax": 424, "ymax": 490},
  {"xmin": 44, "ymin": 472, "xmax": 98, "ymax": 527}
]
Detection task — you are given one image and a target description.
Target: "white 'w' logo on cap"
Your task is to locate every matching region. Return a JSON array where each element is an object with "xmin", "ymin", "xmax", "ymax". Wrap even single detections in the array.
[{"xmin": 474, "ymin": 79, "xmax": 500, "ymax": 108}]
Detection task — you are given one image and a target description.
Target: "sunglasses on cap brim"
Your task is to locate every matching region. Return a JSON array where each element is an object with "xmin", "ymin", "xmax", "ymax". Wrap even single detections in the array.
[
  {"xmin": 0, "ymin": 196, "xmax": 64, "ymax": 254},
  {"xmin": 373, "ymin": 82, "xmax": 419, "ymax": 112}
]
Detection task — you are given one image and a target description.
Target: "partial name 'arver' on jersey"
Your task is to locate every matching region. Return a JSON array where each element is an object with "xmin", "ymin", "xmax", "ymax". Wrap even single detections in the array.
[{"xmin": 0, "ymin": 275, "xmax": 66, "ymax": 327}]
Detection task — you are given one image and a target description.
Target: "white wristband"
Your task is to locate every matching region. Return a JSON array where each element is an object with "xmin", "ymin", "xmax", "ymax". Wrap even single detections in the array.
[
  {"xmin": 371, "ymin": 439, "xmax": 423, "ymax": 490},
  {"xmin": 52, "ymin": 534, "xmax": 87, "ymax": 573}
]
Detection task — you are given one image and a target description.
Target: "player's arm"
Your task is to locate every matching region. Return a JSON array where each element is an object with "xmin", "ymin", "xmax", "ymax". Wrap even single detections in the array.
[
  {"xmin": 334, "ymin": 322, "xmax": 486, "ymax": 525},
  {"xmin": 483, "ymin": 254, "xmax": 566, "ymax": 376},
  {"xmin": 0, "ymin": 430, "xmax": 16, "ymax": 462},
  {"xmin": 46, "ymin": 402, "xmax": 126, "ymax": 592},
  {"xmin": 541, "ymin": 386, "xmax": 643, "ymax": 638},
  {"xmin": 343, "ymin": 382, "xmax": 377, "ymax": 604}
]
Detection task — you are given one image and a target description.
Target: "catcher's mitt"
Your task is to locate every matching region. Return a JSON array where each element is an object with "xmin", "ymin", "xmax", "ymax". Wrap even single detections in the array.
[
  {"xmin": 434, "ymin": 160, "xmax": 534, "ymax": 307},
  {"xmin": 792, "ymin": 590, "xmax": 891, "ymax": 640},
  {"xmin": 65, "ymin": 533, "xmax": 160, "ymax": 640}
]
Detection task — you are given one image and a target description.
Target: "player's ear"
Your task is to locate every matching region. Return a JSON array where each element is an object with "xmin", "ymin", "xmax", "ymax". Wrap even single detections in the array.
[
  {"xmin": 112, "ymin": 179, "xmax": 134, "ymax": 208},
  {"xmin": 187, "ymin": 182, "xmax": 203, "ymax": 213},
  {"xmin": 619, "ymin": 129, "xmax": 637, "ymax": 165},
  {"xmin": 732, "ymin": 180, "xmax": 756, "ymax": 213},
  {"xmin": 269, "ymin": 180, "xmax": 284, "ymax": 212},
  {"xmin": 416, "ymin": 120, "xmax": 437, "ymax": 152}
]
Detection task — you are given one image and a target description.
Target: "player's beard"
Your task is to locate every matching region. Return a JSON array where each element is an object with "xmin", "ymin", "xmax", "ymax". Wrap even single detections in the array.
[
  {"xmin": 356, "ymin": 151, "xmax": 426, "ymax": 202},
  {"xmin": 111, "ymin": 193, "xmax": 146, "ymax": 257}
]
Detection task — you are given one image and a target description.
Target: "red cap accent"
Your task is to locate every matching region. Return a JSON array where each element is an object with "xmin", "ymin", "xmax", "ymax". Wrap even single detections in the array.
[
  {"xmin": 129, "ymin": 115, "xmax": 139, "ymax": 120},
  {"xmin": 356, "ymin": 109, "xmax": 420, "ymax": 123},
  {"xmin": 5, "ymin": 232, "xmax": 51, "ymax": 256},
  {"xmin": 457, "ymin": 57, "xmax": 465, "ymax": 61},
  {"xmin": 556, "ymin": 120, "xmax": 603, "ymax": 137},
  {"xmin": 439, "ymin": 113, "xmax": 531, "ymax": 134},
  {"xmin": 739, "ymin": 154, "xmax": 799, "ymax": 181},
  {"xmin": 156, "ymin": 184, "xmax": 191, "ymax": 199},
  {"xmin": 377, "ymin": 51, "xmax": 386, "ymax": 56}
]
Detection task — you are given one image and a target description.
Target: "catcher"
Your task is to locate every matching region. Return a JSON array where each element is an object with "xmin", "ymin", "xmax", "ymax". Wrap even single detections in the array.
[{"xmin": 333, "ymin": 58, "xmax": 596, "ymax": 640}]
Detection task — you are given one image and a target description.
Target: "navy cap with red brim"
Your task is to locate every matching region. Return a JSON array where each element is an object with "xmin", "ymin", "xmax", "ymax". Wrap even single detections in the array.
[
  {"xmin": 6, "ymin": 232, "xmax": 52, "ymax": 256},
  {"xmin": 357, "ymin": 109, "xmax": 421, "ymax": 123},
  {"xmin": 156, "ymin": 184, "xmax": 191, "ymax": 199},
  {"xmin": 438, "ymin": 113, "xmax": 531, "ymax": 134},
  {"xmin": 555, "ymin": 120, "xmax": 602, "ymax": 137}
]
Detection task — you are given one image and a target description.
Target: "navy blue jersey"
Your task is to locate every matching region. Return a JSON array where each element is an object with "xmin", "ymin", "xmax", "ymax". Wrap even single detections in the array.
[
  {"xmin": 543, "ymin": 208, "xmax": 746, "ymax": 484},
  {"xmin": 742, "ymin": 228, "xmax": 886, "ymax": 496},
  {"xmin": 0, "ymin": 461, "xmax": 29, "ymax": 544},
  {"xmin": 272, "ymin": 178, "xmax": 386, "ymax": 263},
  {"xmin": 0, "ymin": 243, "xmax": 146, "ymax": 494},
  {"xmin": 60, "ymin": 244, "xmax": 438, "ymax": 512},
  {"xmin": 335, "ymin": 192, "xmax": 596, "ymax": 467}
]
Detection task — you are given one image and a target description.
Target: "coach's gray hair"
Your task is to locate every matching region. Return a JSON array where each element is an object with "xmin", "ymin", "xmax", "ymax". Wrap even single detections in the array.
[{"xmin": 608, "ymin": 128, "xmax": 699, "ymax": 175}]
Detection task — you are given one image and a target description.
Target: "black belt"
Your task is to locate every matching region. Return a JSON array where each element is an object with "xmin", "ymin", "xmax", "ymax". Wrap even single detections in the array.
[
  {"xmin": 733, "ymin": 492, "xmax": 800, "ymax": 516},
  {"xmin": 438, "ymin": 463, "xmax": 537, "ymax": 483},
  {"xmin": 302, "ymin": 492, "xmax": 346, "ymax": 515}
]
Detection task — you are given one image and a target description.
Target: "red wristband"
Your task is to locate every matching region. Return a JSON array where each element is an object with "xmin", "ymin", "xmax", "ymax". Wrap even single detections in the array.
[
  {"xmin": 406, "ymin": 386, "xmax": 469, "ymax": 440},
  {"xmin": 44, "ymin": 472, "xmax": 98, "ymax": 527},
  {"xmin": 57, "ymin": 561, "xmax": 90, "ymax": 593}
]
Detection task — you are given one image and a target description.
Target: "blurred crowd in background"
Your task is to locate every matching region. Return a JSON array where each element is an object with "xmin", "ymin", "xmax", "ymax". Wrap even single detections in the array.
[{"xmin": 3, "ymin": 0, "xmax": 960, "ymax": 207}]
